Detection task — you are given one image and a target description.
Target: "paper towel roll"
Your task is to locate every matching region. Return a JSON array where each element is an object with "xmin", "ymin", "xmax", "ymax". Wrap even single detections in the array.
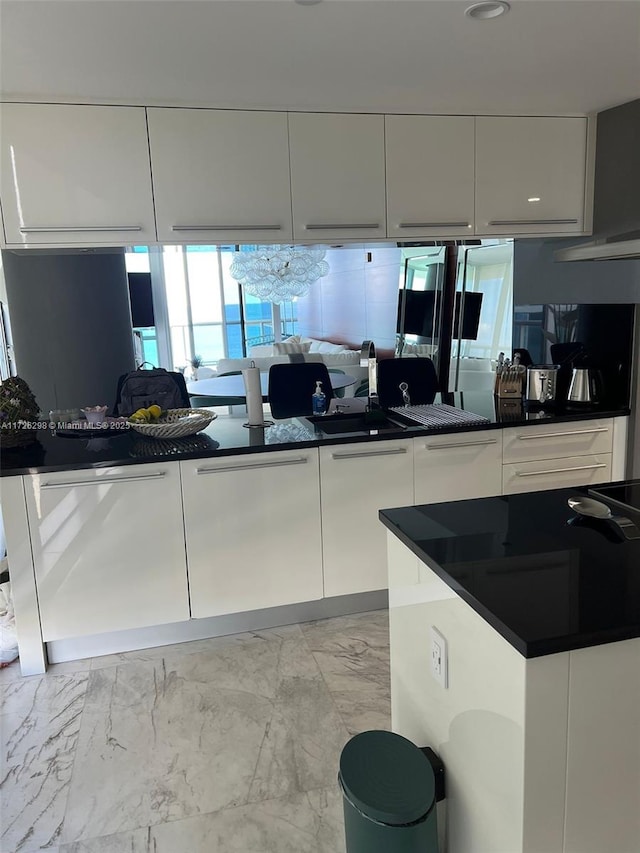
[{"xmin": 242, "ymin": 366, "xmax": 264, "ymax": 426}]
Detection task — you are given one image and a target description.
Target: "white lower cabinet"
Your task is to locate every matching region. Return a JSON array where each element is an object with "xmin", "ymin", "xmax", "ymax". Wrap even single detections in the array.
[
  {"xmin": 181, "ymin": 450, "xmax": 323, "ymax": 618},
  {"xmin": 23, "ymin": 463, "xmax": 189, "ymax": 640},
  {"xmin": 320, "ymin": 441, "xmax": 414, "ymax": 597},
  {"xmin": 503, "ymin": 419, "xmax": 616, "ymax": 495},
  {"xmin": 414, "ymin": 430, "xmax": 503, "ymax": 504}
]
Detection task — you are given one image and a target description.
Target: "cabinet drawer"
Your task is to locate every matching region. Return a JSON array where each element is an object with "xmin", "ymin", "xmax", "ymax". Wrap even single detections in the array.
[
  {"xmin": 503, "ymin": 419, "xmax": 613, "ymax": 464},
  {"xmin": 414, "ymin": 430, "xmax": 503, "ymax": 504},
  {"xmin": 502, "ymin": 454, "xmax": 611, "ymax": 495}
]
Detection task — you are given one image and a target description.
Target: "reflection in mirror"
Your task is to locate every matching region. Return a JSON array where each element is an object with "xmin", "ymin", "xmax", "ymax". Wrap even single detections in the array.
[
  {"xmin": 395, "ymin": 247, "xmax": 447, "ymax": 375},
  {"xmin": 450, "ymin": 241, "xmax": 513, "ymax": 392}
]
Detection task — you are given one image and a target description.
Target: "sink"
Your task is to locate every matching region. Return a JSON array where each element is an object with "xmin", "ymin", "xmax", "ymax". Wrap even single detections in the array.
[{"xmin": 305, "ymin": 412, "xmax": 407, "ymax": 435}]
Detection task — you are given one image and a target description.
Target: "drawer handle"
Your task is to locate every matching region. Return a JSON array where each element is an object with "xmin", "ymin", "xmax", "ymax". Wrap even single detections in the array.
[
  {"xmin": 196, "ymin": 456, "xmax": 308, "ymax": 474},
  {"xmin": 517, "ymin": 427, "xmax": 609, "ymax": 441},
  {"xmin": 40, "ymin": 471, "xmax": 166, "ymax": 488},
  {"xmin": 488, "ymin": 219, "xmax": 579, "ymax": 226},
  {"xmin": 331, "ymin": 448, "xmax": 407, "ymax": 460},
  {"xmin": 399, "ymin": 221, "xmax": 470, "ymax": 229},
  {"xmin": 19, "ymin": 225, "xmax": 143, "ymax": 233},
  {"xmin": 172, "ymin": 224, "xmax": 282, "ymax": 232},
  {"xmin": 425, "ymin": 439, "xmax": 498, "ymax": 450},
  {"xmin": 515, "ymin": 463, "xmax": 607, "ymax": 478},
  {"xmin": 304, "ymin": 223, "xmax": 380, "ymax": 231}
]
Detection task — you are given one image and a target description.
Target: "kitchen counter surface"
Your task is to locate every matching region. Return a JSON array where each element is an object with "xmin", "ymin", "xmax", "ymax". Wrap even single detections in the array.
[
  {"xmin": 380, "ymin": 484, "xmax": 640, "ymax": 657},
  {"xmin": 0, "ymin": 392, "xmax": 629, "ymax": 477}
]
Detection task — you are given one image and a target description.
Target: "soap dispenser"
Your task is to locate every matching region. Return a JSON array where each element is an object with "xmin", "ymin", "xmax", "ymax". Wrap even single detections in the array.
[{"xmin": 312, "ymin": 380, "xmax": 326, "ymax": 415}]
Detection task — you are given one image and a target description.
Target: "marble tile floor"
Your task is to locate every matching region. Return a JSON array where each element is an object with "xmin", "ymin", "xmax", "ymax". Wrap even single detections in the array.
[{"xmin": 0, "ymin": 610, "xmax": 390, "ymax": 853}]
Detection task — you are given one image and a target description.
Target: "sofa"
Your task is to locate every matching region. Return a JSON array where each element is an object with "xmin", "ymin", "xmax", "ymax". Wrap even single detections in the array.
[{"xmin": 215, "ymin": 337, "xmax": 368, "ymax": 394}]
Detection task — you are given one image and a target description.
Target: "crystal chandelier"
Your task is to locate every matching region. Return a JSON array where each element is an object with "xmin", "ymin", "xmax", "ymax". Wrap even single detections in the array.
[{"xmin": 229, "ymin": 245, "xmax": 330, "ymax": 303}]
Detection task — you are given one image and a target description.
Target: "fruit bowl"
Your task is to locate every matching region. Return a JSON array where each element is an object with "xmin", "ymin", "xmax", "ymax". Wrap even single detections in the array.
[{"xmin": 127, "ymin": 408, "xmax": 217, "ymax": 439}]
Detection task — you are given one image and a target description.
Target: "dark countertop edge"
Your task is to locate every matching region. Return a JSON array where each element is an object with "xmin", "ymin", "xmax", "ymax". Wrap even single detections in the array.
[
  {"xmin": 0, "ymin": 407, "xmax": 630, "ymax": 479},
  {"xmin": 379, "ymin": 509, "xmax": 640, "ymax": 659}
]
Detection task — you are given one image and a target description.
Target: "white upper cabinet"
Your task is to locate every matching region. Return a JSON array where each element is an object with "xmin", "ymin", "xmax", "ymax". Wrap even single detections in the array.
[
  {"xmin": 0, "ymin": 104, "xmax": 593, "ymax": 247},
  {"xmin": 385, "ymin": 115, "xmax": 476, "ymax": 239},
  {"xmin": 147, "ymin": 108, "xmax": 293, "ymax": 243},
  {"xmin": 288, "ymin": 112, "xmax": 387, "ymax": 241},
  {"xmin": 0, "ymin": 103, "xmax": 156, "ymax": 246},
  {"xmin": 475, "ymin": 116, "xmax": 588, "ymax": 236}
]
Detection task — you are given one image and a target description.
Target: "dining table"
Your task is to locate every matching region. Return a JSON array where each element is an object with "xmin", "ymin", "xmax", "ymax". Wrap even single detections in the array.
[{"xmin": 186, "ymin": 372, "xmax": 358, "ymax": 400}]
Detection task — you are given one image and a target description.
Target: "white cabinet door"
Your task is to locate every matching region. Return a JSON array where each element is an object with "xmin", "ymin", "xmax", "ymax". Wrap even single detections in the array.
[
  {"xmin": 288, "ymin": 112, "xmax": 386, "ymax": 241},
  {"xmin": 147, "ymin": 108, "xmax": 293, "ymax": 243},
  {"xmin": 23, "ymin": 464, "xmax": 189, "ymax": 640},
  {"xmin": 320, "ymin": 440, "xmax": 414, "ymax": 597},
  {"xmin": 475, "ymin": 116, "xmax": 588, "ymax": 236},
  {"xmin": 181, "ymin": 450, "xmax": 323, "ymax": 618},
  {"xmin": 414, "ymin": 430, "xmax": 503, "ymax": 504},
  {"xmin": 0, "ymin": 103, "xmax": 156, "ymax": 246},
  {"xmin": 386, "ymin": 115, "xmax": 475, "ymax": 239}
]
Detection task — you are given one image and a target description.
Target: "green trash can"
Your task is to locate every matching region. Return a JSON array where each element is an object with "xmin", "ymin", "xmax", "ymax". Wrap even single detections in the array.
[{"xmin": 338, "ymin": 730, "xmax": 439, "ymax": 853}]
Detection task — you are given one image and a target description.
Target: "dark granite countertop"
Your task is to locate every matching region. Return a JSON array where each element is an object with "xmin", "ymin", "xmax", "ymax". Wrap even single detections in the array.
[
  {"xmin": 380, "ymin": 485, "xmax": 640, "ymax": 658},
  {"xmin": 0, "ymin": 392, "xmax": 629, "ymax": 478}
]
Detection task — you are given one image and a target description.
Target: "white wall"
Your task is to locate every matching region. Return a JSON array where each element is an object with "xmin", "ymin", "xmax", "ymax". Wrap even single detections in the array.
[{"xmin": 296, "ymin": 246, "xmax": 401, "ymax": 352}]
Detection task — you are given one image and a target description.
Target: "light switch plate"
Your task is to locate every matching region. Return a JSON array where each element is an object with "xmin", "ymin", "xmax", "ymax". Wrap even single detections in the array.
[{"xmin": 430, "ymin": 626, "xmax": 448, "ymax": 688}]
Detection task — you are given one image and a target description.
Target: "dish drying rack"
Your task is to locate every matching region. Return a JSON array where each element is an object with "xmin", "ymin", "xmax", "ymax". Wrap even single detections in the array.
[{"xmin": 388, "ymin": 403, "xmax": 489, "ymax": 428}]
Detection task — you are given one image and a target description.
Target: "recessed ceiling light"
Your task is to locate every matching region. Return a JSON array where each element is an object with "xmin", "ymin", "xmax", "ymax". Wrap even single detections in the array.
[
  {"xmin": 528, "ymin": 197, "xmax": 541, "ymax": 203},
  {"xmin": 465, "ymin": 1, "xmax": 511, "ymax": 20}
]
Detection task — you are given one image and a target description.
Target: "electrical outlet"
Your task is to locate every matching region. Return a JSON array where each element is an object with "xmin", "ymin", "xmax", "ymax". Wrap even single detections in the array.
[{"xmin": 430, "ymin": 626, "xmax": 448, "ymax": 688}]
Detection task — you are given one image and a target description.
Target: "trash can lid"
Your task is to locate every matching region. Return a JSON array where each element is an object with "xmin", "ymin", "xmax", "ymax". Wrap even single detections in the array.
[{"xmin": 339, "ymin": 730, "xmax": 436, "ymax": 826}]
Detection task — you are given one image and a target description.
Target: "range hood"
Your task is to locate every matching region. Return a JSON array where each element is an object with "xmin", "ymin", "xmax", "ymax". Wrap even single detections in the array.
[
  {"xmin": 555, "ymin": 231, "xmax": 640, "ymax": 262},
  {"xmin": 555, "ymin": 99, "xmax": 640, "ymax": 263}
]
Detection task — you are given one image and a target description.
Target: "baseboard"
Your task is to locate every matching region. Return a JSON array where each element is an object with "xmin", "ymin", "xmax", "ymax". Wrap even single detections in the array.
[{"xmin": 46, "ymin": 589, "xmax": 389, "ymax": 664}]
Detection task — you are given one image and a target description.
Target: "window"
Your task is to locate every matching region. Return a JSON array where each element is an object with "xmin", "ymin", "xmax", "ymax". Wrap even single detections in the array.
[
  {"xmin": 126, "ymin": 246, "xmax": 300, "ymax": 370},
  {"xmin": 452, "ymin": 242, "xmax": 513, "ymax": 362},
  {"xmin": 124, "ymin": 247, "xmax": 159, "ymax": 366}
]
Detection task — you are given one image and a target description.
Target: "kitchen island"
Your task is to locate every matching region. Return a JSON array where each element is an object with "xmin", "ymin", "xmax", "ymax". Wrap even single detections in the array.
[
  {"xmin": 0, "ymin": 393, "xmax": 629, "ymax": 677},
  {"xmin": 380, "ymin": 488, "xmax": 640, "ymax": 853}
]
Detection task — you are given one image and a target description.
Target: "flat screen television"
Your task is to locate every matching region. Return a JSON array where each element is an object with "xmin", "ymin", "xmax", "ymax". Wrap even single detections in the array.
[
  {"xmin": 453, "ymin": 291, "xmax": 483, "ymax": 340},
  {"xmin": 397, "ymin": 289, "xmax": 437, "ymax": 337},
  {"xmin": 397, "ymin": 290, "xmax": 483, "ymax": 340},
  {"xmin": 127, "ymin": 272, "xmax": 155, "ymax": 328}
]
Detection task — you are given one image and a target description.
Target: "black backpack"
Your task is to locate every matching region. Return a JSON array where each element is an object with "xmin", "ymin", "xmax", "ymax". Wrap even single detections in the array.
[{"xmin": 114, "ymin": 365, "xmax": 190, "ymax": 416}]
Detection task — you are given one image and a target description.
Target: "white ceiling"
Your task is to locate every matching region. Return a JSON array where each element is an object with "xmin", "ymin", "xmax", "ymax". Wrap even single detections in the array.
[{"xmin": 1, "ymin": 0, "xmax": 639, "ymax": 116}]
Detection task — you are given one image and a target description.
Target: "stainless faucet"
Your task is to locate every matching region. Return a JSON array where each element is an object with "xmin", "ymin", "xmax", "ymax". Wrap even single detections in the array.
[{"xmin": 360, "ymin": 340, "xmax": 379, "ymax": 410}]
